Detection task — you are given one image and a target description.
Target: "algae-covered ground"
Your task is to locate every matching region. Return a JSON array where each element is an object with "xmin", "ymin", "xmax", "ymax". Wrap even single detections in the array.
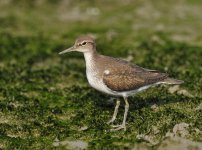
[{"xmin": 0, "ymin": 0, "xmax": 202, "ymax": 149}]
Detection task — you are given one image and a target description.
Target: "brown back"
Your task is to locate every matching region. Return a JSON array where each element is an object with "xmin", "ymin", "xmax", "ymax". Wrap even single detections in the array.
[{"xmin": 94, "ymin": 55, "xmax": 168, "ymax": 92}]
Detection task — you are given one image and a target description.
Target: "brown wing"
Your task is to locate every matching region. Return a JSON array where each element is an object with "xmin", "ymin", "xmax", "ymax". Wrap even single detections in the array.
[{"xmin": 103, "ymin": 69, "xmax": 168, "ymax": 92}]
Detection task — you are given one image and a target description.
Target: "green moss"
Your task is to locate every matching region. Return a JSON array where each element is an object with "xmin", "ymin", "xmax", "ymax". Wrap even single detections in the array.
[{"xmin": 0, "ymin": 0, "xmax": 202, "ymax": 149}]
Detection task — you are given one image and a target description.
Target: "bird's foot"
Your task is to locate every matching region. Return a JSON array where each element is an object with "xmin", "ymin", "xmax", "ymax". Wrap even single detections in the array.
[
  {"xmin": 107, "ymin": 119, "xmax": 115, "ymax": 125},
  {"xmin": 110, "ymin": 124, "xmax": 126, "ymax": 131}
]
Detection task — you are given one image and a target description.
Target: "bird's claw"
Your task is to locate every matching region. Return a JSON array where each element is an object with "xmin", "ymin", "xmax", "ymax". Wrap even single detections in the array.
[{"xmin": 110, "ymin": 124, "xmax": 126, "ymax": 131}]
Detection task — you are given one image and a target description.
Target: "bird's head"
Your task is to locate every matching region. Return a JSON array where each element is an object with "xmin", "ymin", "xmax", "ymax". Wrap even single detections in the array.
[{"xmin": 59, "ymin": 36, "xmax": 96, "ymax": 55}]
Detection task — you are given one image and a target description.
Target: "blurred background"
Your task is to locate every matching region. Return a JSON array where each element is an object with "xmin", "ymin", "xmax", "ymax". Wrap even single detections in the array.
[{"xmin": 0, "ymin": 0, "xmax": 201, "ymax": 149}]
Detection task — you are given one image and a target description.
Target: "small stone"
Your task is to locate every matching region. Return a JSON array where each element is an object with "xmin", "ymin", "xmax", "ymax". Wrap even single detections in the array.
[
  {"xmin": 173, "ymin": 123, "xmax": 189, "ymax": 137},
  {"xmin": 157, "ymin": 137, "xmax": 202, "ymax": 150},
  {"xmin": 52, "ymin": 137, "xmax": 60, "ymax": 147},
  {"xmin": 168, "ymin": 85, "xmax": 194, "ymax": 97},
  {"xmin": 60, "ymin": 140, "xmax": 88, "ymax": 149},
  {"xmin": 151, "ymin": 104, "xmax": 159, "ymax": 112},
  {"xmin": 79, "ymin": 126, "xmax": 88, "ymax": 131}
]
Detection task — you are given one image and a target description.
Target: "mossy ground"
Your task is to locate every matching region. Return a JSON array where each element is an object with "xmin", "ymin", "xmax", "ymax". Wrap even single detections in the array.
[{"xmin": 0, "ymin": 0, "xmax": 201, "ymax": 149}]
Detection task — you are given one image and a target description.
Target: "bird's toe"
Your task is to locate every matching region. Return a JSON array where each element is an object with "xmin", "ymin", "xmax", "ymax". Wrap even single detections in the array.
[{"xmin": 110, "ymin": 124, "xmax": 126, "ymax": 131}]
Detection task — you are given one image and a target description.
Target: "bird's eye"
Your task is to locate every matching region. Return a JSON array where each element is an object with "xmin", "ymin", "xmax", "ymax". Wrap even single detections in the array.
[{"xmin": 82, "ymin": 42, "xmax": 87, "ymax": 45}]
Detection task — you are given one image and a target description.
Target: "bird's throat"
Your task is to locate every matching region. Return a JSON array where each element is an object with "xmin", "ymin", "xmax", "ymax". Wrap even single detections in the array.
[{"xmin": 83, "ymin": 51, "xmax": 97, "ymax": 69}]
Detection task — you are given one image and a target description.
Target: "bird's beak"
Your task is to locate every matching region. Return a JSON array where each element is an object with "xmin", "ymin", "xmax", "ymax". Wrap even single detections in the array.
[{"xmin": 59, "ymin": 46, "xmax": 76, "ymax": 55}]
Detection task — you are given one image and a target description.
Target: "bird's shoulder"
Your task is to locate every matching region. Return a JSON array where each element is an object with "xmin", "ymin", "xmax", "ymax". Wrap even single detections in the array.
[{"xmin": 98, "ymin": 55, "xmax": 145, "ymax": 73}]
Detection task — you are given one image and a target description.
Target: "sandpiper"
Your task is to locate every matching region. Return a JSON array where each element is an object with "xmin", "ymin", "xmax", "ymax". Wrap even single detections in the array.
[{"xmin": 59, "ymin": 36, "xmax": 184, "ymax": 131}]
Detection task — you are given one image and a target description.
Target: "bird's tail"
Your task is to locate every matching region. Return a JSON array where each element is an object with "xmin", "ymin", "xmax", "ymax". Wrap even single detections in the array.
[{"xmin": 161, "ymin": 78, "xmax": 184, "ymax": 85}]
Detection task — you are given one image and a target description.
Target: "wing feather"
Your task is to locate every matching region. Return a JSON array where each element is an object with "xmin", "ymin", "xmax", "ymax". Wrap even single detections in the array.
[{"xmin": 103, "ymin": 69, "xmax": 168, "ymax": 92}]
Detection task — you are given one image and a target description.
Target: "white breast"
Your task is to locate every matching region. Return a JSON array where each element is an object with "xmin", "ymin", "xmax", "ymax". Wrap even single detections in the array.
[
  {"xmin": 84, "ymin": 52, "xmax": 115, "ymax": 95},
  {"xmin": 86, "ymin": 64, "xmax": 113, "ymax": 94},
  {"xmin": 86, "ymin": 68, "xmax": 110, "ymax": 94}
]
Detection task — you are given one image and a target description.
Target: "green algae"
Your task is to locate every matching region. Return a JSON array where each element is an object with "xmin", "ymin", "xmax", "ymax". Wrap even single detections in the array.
[{"xmin": 0, "ymin": 0, "xmax": 202, "ymax": 149}]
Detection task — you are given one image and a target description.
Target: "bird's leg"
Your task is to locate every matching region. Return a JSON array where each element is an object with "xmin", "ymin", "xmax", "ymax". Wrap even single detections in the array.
[
  {"xmin": 122, "ymin": 97, "xmax": 129, "ymax": 129},
  {"xmin": 107, "ymin": 98, "xmax": 120, "ymax": 124},
  {"xmin": 111, "ymin": 97, "xmax": 129, "ymax": 131}
]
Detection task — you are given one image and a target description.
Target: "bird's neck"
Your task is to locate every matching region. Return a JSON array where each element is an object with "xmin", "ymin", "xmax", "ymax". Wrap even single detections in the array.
[{"xmin": 83, "ymin": 51, "xmax": 98, "ymax": 69}]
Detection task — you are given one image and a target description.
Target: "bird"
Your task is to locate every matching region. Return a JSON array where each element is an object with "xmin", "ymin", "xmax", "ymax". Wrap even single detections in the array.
[{"xmin": 59, "ymin": 35, "xmax": 184, "ymax": 131}]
